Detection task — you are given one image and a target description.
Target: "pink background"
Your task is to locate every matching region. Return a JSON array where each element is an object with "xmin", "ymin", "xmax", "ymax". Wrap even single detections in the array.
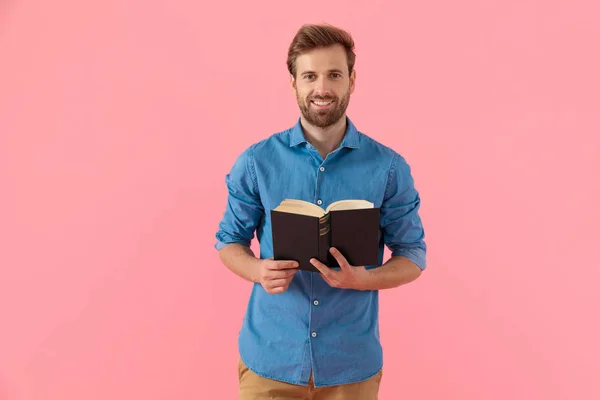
[{"xmin": 1, "ymin": 0, "xmax": 599, "ymax": 399}]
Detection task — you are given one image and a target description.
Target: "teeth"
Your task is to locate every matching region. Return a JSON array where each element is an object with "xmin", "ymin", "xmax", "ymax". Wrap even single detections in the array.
[{"xmin": 312, "ymin": 100, "xmax": 332, "ymax": 106}]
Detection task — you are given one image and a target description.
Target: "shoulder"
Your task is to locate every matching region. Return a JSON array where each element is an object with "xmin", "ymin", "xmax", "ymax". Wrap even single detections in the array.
[
  {"xmin": 223, "ymin": 128, "xmax": 291, "ymax": 181},
  {"xmin": 224, "ymin": 126, "xmax": 294, "ymax": 186},
  {"xmin": 357, "ymin": 130, "xmax": 410, "ymax": 169},
  {"xmin": 238, "ymin": 127, "xmax": 292, "ymax": 158},
  {"xmin": 355, "ymin": 130, "xmax": 418, "ymax": 195}
]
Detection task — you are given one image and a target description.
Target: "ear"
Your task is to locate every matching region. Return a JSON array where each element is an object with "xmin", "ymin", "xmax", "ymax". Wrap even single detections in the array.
[
  {"xmin": 290, "ymin": 74, "xmax": 297, "ymax": 92},
  {"xmin": 349, "ymin": 69, "xmax": 356, "ymax": 94}
]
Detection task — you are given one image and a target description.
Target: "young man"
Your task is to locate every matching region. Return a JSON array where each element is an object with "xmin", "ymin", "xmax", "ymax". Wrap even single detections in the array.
[{"xmin": 215, "ymin": 23, "xmax": 427, "ymax": 399}]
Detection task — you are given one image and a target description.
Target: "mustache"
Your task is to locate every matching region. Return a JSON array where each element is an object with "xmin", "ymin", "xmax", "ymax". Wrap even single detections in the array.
[{"xmin": 309, "ymin": 96, "xmax": 336, "ymax": 101}]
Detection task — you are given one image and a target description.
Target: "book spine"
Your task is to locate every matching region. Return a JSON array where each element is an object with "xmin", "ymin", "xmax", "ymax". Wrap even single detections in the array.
[{"xmin": 318, "ymin": 213, "xmax": 331, "ymax": 265}]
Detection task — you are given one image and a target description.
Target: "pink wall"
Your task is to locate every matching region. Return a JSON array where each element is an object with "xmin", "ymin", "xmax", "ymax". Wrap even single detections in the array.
[{"xmin": 1, "ymin": 1, "xmax": 599, "ymax": 399}]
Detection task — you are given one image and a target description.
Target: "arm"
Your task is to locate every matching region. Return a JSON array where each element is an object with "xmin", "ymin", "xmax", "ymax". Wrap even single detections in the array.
[
  {"xmin": 214, "ymin": 147, "xmax": 299, "ymax": 293},
  {"xmin": 218, "ymin": 243, "xmax": 262, "ymax": 284},
  {"xmin": 219, "ymin": 244, "xmax": 299, "ymax": 293},
  {"xmin": 376, "ymin": 152, "xmax": 427, "ymax": 286},
  {"xmin": 358, "ymin": 255, "xmax": 422, "ymax": 290},
  {"xmin": 310, "ymin": 248, "xmax": 421, "ymax": 291},
  {"xmin": 310, "ymin": 153, "xmax": 427, "ymax": 290},
  {"xmin": 214, "ymin": 146, "xmax": 264, "ymax": 279}
]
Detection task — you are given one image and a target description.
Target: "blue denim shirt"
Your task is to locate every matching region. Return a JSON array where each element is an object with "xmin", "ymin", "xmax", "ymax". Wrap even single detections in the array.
[{"xmin": 214, "ymin": 117, "xmax": 426, "ymax": 388}]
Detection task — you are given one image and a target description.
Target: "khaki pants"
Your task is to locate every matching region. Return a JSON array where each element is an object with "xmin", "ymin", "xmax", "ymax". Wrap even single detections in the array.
[{"xmin": 238, "ymin": 358, "xmax": 382, "ymax": 400}]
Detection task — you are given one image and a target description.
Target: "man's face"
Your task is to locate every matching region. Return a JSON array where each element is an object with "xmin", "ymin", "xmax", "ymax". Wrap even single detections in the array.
[{"xmin": 291, "ymin": 44, "xmax": 356, "ymax": 128}]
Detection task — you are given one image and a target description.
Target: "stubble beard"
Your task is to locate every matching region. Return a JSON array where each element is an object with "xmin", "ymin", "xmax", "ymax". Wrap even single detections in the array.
[{"xmin": 296, "ymin": 90, "xmax": 351, "ymax": 129}]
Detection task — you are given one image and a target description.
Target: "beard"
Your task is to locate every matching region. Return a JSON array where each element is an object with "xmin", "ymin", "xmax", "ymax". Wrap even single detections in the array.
[{"xmin": 296, "ymin": 90, "xmax": 350, "ymax": 128}]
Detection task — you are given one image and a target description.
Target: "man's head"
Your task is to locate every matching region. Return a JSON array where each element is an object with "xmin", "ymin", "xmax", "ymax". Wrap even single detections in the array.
[{"xmin": 287, "ymin": 24, "xmax": 356, "ymax": 128}]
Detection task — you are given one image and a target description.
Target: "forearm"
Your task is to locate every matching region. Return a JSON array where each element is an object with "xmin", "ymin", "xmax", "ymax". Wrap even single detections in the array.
[
  {"xmin": 359, "ymin": 256, "xmax": 422, "ymax": 291},
  {"xmin": 218, "ymin": 243, "xmax": 262, "ymax": 283}
]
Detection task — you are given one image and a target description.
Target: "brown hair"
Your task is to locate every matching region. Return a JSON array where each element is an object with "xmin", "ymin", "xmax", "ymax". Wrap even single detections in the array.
[{"xmin": 286, "ymin": 23, "xmax": 356, "ymax": 78}]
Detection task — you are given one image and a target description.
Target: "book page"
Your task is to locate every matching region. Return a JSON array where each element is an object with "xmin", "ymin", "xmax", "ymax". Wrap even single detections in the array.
[
  {"xmin": 273, "ymin": 205, "xmax": 324, "ymax": 217},
  {"xmin": 280, "ymin": 199, "xmax": 320, "ymax": 208},
  {"xmin": 326, "ymin": 199, "xmax": 373, "ymax": 213},
  {"xmin": 274, "ymin": 200, "xmax": 325, "ymax": 217}
]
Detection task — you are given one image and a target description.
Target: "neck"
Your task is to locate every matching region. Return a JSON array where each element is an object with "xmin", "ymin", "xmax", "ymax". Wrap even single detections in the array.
[{"xmin": 300, "ymin": 115, "xmax": 347, "ymax": 158}]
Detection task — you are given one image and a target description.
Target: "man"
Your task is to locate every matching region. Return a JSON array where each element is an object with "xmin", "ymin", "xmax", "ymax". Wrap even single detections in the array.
[{"xmin": 215, "ymin": 23, "xmax": 427, "ymax": 399}]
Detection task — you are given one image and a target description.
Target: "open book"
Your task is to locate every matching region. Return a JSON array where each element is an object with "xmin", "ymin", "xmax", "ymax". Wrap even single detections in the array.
[{"xmin": 270, "ymin": 199, "xmax": 381, "ymax": 273}]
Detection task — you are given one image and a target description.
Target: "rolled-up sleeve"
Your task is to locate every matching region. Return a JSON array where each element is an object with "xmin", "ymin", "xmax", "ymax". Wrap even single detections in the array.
[
  {"xmin": 380, "ymin": 153, "xmax": 427, "ymax": 270},
  {"xmin": 214, "ymin": 145, "xmax": 264, "ymax": 250}
]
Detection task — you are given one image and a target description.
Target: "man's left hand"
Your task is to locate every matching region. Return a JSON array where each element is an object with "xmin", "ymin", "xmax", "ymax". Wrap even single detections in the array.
[{"xmin": 310, "ymin": 247, "xmax": 371, "ymax": 290}]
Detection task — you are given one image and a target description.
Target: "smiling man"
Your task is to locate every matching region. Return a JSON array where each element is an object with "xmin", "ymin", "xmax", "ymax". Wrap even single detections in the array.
[{"xmin": 215, "ymin": 23, "xmax": 427, "ymax": 399}]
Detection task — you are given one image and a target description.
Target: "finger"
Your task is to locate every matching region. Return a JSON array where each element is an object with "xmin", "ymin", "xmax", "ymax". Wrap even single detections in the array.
[
  {"xmin": 268, "ymin": 285, "xmax": 288, "ymax": 294},
  {"xmin": 310, "ymin": 258, "xmax": 334, "ymax": 278},
  {"xmin": 267, "ymin": 259, "xmax": 299, "ymax": 270},
  {"xmin": 320, "ymin": 273, "xmax": 336, "ymax": 287},
  {"xmin": 267, "ymin": 278, "xmax": 292, "ymax": 289},
  {"xmin": 320, "ymin": 270, "xmax": 340, "ymax": 288},
  {"xmin": 266, "ymin": 269, "xmax": 298, "ymax": 280},
  {"xmin": 329, "ymin": 247, "xmax": 351, "ymax": 271}
]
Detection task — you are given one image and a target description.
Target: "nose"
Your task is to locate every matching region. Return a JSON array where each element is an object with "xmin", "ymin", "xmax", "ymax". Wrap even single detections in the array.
[{"xmin": 313, "ymin": 76, "xmax": 333, "ymax": 97}]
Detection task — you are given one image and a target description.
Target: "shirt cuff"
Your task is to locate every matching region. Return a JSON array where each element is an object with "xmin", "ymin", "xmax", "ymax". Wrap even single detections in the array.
[
  {"xmin": 391, "ymin": 247, "xmax": 427, "ymax": 271},
  {"xmin": 214, "ymin": 239, "xmax": 250, "ymax": 251}
]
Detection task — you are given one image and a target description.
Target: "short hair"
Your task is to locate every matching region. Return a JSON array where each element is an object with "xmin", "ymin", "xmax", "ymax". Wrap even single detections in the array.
[{"xmin": 286, "ymin": 23, "xmax": 356, "ymax": 78}]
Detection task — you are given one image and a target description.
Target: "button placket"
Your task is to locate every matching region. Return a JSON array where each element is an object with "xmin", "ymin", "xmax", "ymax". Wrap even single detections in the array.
[{"xmin": 312, "ymin": 149, "xmax": 325, "ymax": 206}]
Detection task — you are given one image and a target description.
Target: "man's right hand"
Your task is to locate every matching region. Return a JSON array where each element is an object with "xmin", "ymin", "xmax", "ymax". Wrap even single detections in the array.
[{"xmin": 258, "ymin": 258, "xmax": 299, "ymax": 294}]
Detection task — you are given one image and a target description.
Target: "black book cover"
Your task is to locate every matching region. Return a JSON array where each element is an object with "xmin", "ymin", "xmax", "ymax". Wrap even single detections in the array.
[{"xmin": 271, "ymin": 208, "xmax": 380, "ymax": 273}]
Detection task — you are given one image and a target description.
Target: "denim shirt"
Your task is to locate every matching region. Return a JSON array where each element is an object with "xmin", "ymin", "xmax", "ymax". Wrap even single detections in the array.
[{"xmin": 214, "ymin": 117, "xmax": 427, "ymax": 388}]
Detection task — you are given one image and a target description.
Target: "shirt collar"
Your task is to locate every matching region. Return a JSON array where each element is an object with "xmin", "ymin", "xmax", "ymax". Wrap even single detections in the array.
[{"xmin": 289, "ymin": 116, "xmax": 360, "ymax": 149}]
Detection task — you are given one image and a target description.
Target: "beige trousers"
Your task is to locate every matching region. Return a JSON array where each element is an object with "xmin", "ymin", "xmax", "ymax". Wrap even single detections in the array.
[{"xmin": 238, "ymin": 358, "xmax": 382, "ymax": 400}]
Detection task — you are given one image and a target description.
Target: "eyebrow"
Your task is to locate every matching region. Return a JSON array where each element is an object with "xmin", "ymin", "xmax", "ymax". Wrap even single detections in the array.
[{"xmin": 301, "ymin": 69, "xmax": 344, "ymax": 75}]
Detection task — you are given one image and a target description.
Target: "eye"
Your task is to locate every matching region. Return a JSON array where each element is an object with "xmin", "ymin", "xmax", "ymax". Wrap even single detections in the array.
[
  {"xmin": 331, "ymin": 73, "xmax": 341, "ymax": 78},
  {"xmin": 304, "ymin": 74, "xmax": 315, "ymax": 80}
]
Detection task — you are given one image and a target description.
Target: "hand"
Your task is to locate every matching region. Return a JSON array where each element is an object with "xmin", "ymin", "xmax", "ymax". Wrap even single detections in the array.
[
  {"xmin": 257, "ymin": 258, "xmax": 299, "ymax": 294},
  {"xmin": 310, "ymin": 247, "xmax": 371, "ymax": 290}
]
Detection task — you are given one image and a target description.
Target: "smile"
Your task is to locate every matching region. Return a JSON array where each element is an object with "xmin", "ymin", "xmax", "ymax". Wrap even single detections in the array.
[{"xmin": 311, "ymin": 100, "xmax": 334, "ymax": 106}]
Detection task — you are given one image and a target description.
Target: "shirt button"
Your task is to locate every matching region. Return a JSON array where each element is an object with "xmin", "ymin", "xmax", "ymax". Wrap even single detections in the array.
[
  {"xmin": 319, "ymin": 167, "xmax": 325, "ymax": 172},
  {"xmin": 313, "ymin": 300, "xmax": 319, "ymax": 306},
  {"xmin": 311, "ymin": 332, "xmax": 317, "ymax": 338},
  {"xmin": 317, "ymin": 200, "xmax": 322, "ymax": 205}
]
